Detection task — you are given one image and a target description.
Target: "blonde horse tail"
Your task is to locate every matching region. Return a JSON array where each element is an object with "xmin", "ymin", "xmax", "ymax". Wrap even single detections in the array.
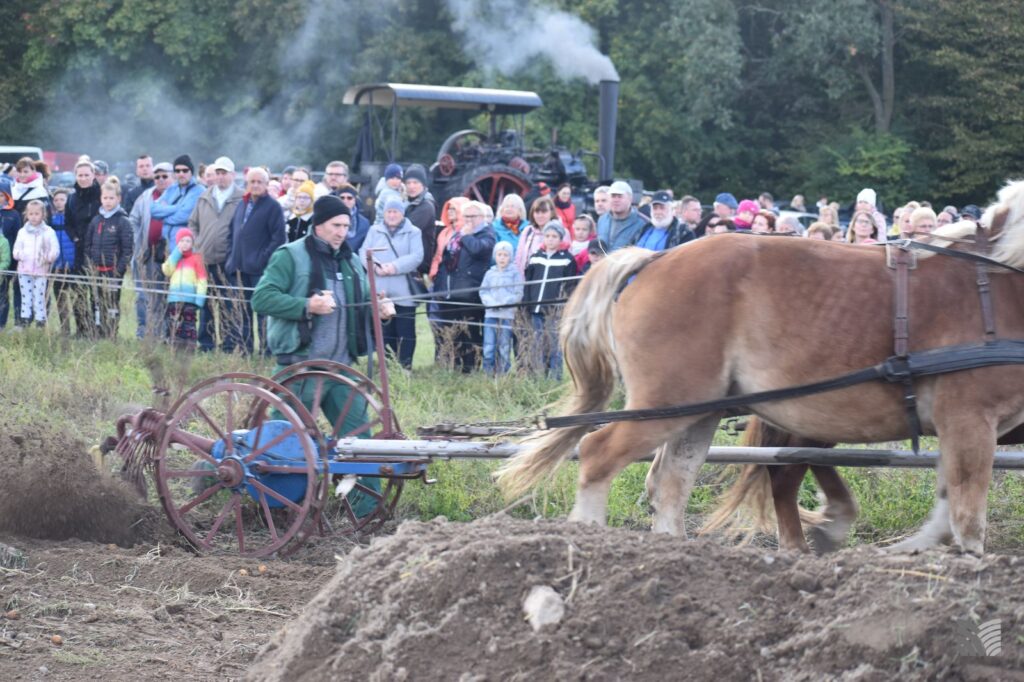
[
  {"xmin": 701, "ymin": 418, "xmax": 778, "ymax": 537},
  {"xmin": 495, "ymin": 248, "xmax": 660, "ymax": 498}
]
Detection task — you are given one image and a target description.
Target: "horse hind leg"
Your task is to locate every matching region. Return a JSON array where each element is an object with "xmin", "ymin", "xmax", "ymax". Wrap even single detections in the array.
[
  {"xmin": 571, "ymin": 417, "xmax": 693, "ymax": 527},
  {"xmin": 770, "ymin": 464, "xmax": 811, "ymax": 552},
  {"xmin": 644, "ymin": 415, "xmax": 719, "ymax": 537},
  {"xmin": 805, "ymin": 465, "xmax": 858, "ymax": 554}
]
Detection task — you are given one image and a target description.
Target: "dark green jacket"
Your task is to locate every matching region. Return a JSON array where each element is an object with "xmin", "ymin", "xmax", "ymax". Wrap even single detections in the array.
[{"xmin": 252, "ymin": 237, "xmax": 369, "ymax": 360}]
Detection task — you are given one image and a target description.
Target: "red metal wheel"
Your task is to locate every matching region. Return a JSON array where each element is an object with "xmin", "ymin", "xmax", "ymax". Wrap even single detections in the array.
[
  {"xmin": 459, "ymin": 165, "xmax": 532, "ymax": 209},
  {"xmin": 438, "ymin": 153, "xmax": 456, "ymax": 177},
  {"xmin": 154, "ymin": 376, "xmax": 324, "ymax": 557},
  {"xmin": 269, "ymin": 362, "xmax": 407, "ymax": 543}
]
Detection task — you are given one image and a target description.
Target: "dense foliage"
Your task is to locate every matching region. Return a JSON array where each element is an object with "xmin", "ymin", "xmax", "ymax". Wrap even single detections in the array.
[{"xmin": 3, "ymin": 0, "xmax": 1022, "ymax": 205}]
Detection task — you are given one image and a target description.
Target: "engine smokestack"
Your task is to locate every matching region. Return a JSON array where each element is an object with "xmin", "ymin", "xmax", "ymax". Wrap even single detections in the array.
[{"xmin": 598, "ymin": 78, "xmax": 619, "ymax": 182}]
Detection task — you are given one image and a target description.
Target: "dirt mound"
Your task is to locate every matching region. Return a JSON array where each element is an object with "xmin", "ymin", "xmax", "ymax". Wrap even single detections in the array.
[
  {"xmin": 252, "ymin": 516, "xmax": 1024, "ymax": 681},
  {"xmin": 0, "ymin": 419, "xmax": 158, "ymax": 546}
]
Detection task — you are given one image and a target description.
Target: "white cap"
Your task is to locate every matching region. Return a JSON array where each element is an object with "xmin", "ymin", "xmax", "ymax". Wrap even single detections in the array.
[
  {"xmin": 153, "ymin": 162, "xmax": 173, "ymax": 173},
  {"xmin": 209, "ymin": 156, "xmax": 235, "ymax": 173},
  {"xmin": 609, "ymin": 180, "xmax": 633, "ymax": 196},
  {"xmin": 856, "ymin": 188, "xmax": 876, "ymax": 208}
]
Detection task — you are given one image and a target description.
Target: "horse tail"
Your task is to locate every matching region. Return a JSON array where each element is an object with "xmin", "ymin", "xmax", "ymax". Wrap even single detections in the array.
[
  {"xmin": 701, "ymin": 418, "xmax": 780, "ymax": 537},
  {"xmin": 496, "ymin": 248, "xmax": 660, "ymax": 498}
]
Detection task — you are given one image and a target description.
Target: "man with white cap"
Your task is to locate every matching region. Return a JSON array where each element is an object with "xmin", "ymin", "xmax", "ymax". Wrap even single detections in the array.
[
  {"xmin": 188, "ymin": 155, "xmax": 244, "ymax": 351},
  {"xmin": 855, "ymin": 188, "xmax": 888, "ymax": 241},
  {"xmin": 596, "ymin": 180, "xmax": 648, "ymax": 251}
]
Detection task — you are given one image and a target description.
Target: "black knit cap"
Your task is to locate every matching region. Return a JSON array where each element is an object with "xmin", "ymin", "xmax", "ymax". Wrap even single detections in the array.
[
  {"xmin": 173, "ymin": 154, "xmax": 194, "ymax": 172},
  {"xmin": 313, "ymin": 195, "xmax": 350, "ymax": 226},
  {"xmin": 404, "ymin": 163, "xmax": 428, "ymax": 185}
]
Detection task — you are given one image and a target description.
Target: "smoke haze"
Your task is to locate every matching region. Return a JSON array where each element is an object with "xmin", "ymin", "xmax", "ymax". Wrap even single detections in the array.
[
  {"xmin": 446, "ymin": 0, "xmax": 619, "ymax": 83},
  {"xmin": 36, "ymin": 0, "xmax": 613, "ymax": 173}
]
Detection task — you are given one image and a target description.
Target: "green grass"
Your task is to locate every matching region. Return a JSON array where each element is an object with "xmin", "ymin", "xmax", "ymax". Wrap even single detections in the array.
[{"xmin": 1, "ymin": 298, "xmax": 1023, "ymax": 550}]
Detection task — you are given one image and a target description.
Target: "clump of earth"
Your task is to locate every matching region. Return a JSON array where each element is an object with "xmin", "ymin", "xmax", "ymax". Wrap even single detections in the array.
[{"xmin": 253, "ymin": 515, "xmax": 1023, "ymax": 681}]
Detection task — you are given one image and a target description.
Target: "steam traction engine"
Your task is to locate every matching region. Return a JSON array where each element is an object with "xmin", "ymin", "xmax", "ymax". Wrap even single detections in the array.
[{"xmin": 343, "ymin": 80, "xmax": 622, "ymax": 209}]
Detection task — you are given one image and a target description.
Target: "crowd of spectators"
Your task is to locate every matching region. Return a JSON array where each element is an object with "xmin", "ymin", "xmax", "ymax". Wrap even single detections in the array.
[{"xmin": 0, "ymin": 152, "xmax": 986, "ymax": 375}]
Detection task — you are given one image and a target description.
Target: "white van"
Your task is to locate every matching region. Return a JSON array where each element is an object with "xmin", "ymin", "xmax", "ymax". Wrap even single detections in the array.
[{"xmin": 0, "ymin": 145, "xmax": 43, "ymax": 170}]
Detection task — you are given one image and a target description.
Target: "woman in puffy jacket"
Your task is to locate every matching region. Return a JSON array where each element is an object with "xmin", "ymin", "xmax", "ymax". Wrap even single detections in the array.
[{"xmin": 434, "ymin": 200, "xmax": 496, "ymax": 372}]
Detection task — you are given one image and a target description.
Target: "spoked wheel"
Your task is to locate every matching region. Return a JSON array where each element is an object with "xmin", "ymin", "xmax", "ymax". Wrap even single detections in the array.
[
  {"xmin": 154, "ymin": 374, "xmax": 325, "ymax": 557},
  {"xmin": 270, "ymin": 361, "xmax": 406, "ymax": 540},
  {"xmin": 458, "ymin": 164, "xmax": 532, "ymax": 208}
]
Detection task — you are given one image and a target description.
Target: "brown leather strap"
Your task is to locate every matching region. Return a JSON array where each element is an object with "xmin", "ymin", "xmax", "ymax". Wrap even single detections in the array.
[
  {"xmin": 892, "ymin": 245, "xmax": 921, "ymax": 452},
  {"xmin": 974, "ymin": 228, "xmax": 997, "ymax": 342},
  {"xmin": 893, "ymin": 247, "xmax": 913, "ymax": 357}
]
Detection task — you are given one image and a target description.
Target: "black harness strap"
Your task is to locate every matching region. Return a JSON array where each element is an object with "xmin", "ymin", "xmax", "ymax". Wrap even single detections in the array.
[{"xmin": 538, "ymin": 340, "xmax": 1024, "ymax": 430}]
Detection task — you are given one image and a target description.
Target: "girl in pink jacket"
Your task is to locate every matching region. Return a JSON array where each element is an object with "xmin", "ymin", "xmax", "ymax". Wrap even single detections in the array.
[{"xmin": 12, "ymin": 200, "xmax": 59, "ymax": 327}]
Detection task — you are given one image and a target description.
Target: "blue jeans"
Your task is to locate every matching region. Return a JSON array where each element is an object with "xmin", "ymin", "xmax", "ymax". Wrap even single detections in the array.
[
  {"xmin": 531, "ymin": 312, "xmax": 562, "ymax": 380},
  {"xmin": 482, "ymin": 317, "xmax": 514, "ymax": 374}
]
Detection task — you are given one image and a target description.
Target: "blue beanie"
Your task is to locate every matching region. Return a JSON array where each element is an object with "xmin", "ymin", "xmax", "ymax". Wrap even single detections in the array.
[
  {"xmin": 714, "ymin": 192, "xmax": 738, "ymax": 210},
  {"xmin": 384, "ymin": 163, "xmax": 403, "ymax": 180}
]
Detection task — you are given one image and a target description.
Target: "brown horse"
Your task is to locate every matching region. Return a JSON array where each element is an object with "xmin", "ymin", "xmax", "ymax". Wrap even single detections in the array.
[
  {"xmin": 701, "ymin": 418, "xmax": 855, "ymax": 553},
  {"xmin": 498, "ymin": 180, "xmax": 1024, "ymax": 555}
]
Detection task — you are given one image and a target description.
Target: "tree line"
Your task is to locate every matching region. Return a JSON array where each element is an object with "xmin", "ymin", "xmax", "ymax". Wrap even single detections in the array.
[{"xmin": 3, "ymin": 0, "xmax": 1022, "ymax": 207}]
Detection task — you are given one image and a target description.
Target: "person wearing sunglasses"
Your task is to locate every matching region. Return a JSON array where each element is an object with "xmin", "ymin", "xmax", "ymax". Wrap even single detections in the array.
[
  {"xmin": 151, "ymin": 154, "xmax": 204, "ymax": 247},
  {"xmin": 127, "ymin": 161, "xmax": 176, "ymax": 338},
  {"xmin": 336, "ymin": 184, "xmax": 370, "ymax": 252}
]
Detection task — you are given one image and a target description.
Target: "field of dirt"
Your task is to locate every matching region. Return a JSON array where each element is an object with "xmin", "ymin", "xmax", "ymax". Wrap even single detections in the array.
[{"xmin": 2, "ymin": 422, "xmax": 1023, "ymax": 680}]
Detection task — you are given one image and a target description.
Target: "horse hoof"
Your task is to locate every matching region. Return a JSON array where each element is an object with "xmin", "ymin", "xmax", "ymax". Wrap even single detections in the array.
[{"xmin": 807, "ymin": 526, "xmax": 840, "ymax": 555}]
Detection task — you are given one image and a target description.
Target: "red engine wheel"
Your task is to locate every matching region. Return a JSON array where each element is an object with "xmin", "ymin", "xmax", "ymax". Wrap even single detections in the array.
[
  {"xmin": 438, "ymin": 153, "xmax": 456, "ymax": 177},
  {"xmin": 459, "ymin": 164, "xmax": 532, "ymax": 209}
]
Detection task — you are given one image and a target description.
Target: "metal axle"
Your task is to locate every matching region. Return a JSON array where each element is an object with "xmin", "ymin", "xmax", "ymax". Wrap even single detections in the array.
[{"xmin": 333, "ymin": 438, "xmax": 1024, "ymax": 470}]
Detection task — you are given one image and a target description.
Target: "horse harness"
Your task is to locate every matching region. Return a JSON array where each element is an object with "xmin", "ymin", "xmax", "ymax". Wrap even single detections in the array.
[
  {"xmin": 888, "ymin": 229, "xmax": 998, "ymax": 451},
  {"xmin": 538, "ymin": 233, "xmax": 1024, "ymax": 450}
]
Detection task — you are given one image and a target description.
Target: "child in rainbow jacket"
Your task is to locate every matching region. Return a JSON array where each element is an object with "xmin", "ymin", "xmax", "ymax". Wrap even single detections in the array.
[{"xmin": 161, "ymin": 228, "xmax": 208, "ymax": 348}]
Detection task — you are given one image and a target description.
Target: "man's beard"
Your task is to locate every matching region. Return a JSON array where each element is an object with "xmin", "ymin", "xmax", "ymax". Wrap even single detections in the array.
[{"xmin": 651, "ymin": 213, "xmax": 674, "ymax": 229}]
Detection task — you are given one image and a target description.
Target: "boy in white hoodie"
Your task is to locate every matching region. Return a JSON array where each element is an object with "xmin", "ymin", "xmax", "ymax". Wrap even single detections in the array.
[{"xmin": 12, "ymin": 200, "xmax": 59, "ymax": 327}]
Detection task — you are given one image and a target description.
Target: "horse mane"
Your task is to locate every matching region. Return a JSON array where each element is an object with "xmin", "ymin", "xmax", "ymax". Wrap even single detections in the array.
[
  {"xmin": 922, "ymin": 178, "xmax": 1024, "ymax": 265},
  {"xmin": 986, "ymin": 179, "xmax": 1024, "ymax": 267}
]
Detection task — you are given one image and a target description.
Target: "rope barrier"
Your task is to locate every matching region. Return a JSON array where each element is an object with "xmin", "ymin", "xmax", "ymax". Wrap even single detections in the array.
[{"xmin": 0, "ymin": 268, "xmax": 581, "ymax": 311}]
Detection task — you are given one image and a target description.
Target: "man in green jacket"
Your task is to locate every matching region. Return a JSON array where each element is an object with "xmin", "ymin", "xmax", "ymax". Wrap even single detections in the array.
[{"xmin": 252, "ymin": 195, "xmax": 393, "ymax": 516}]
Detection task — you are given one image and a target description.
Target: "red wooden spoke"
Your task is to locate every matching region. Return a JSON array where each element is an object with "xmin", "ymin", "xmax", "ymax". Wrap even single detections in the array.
[
  {"xmin": 352, "ymin": 482, "xmax": 385, "ymax": 501},
  {"xmin": 309, "ymin": 376, "xmax": 326, "ymax": 422},
  {"xmin": 249, "ymin": 479, "xmax": 302, "ymax": 513},
  {"xmin": 202, "ymin": 494, "xmax": 238, "ymax": 547},
  {"xmin": 344, "ymin": 417, "xmax": 382, "ymax": 439},
  {"xmin": 178, "ymin": 482, "xmax": 225, "ymax": 515},
  {"xmin": 223, "ymin": 390, "xmax": 236, "ymax": 451},
  {"xmin": 192, "ymin": 403, "xmax": 228, "ymax": 444},
  {"xmin": 242, "ymin": 426, "xmax": 299, "ymax": 464},
  {"xmin": 258, "ymin": 489, "xmax": 279, "ymax": 541},
  {"xmin": 234, "ymin": 502, "xmax": 245, "ymax": 553}
]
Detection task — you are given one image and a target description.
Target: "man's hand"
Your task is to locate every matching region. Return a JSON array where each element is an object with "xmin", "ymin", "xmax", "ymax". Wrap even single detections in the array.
[
  {"xmin": 378, "ymin": 293, "xmax": 396, "ymax": 320},
  {"xmin": 308, "ymin": 291, "xmax": 336, "ymax": 315},
  {"xmin": 374, "ymin": 262, "xmax": 397, "ymax": 276}
]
